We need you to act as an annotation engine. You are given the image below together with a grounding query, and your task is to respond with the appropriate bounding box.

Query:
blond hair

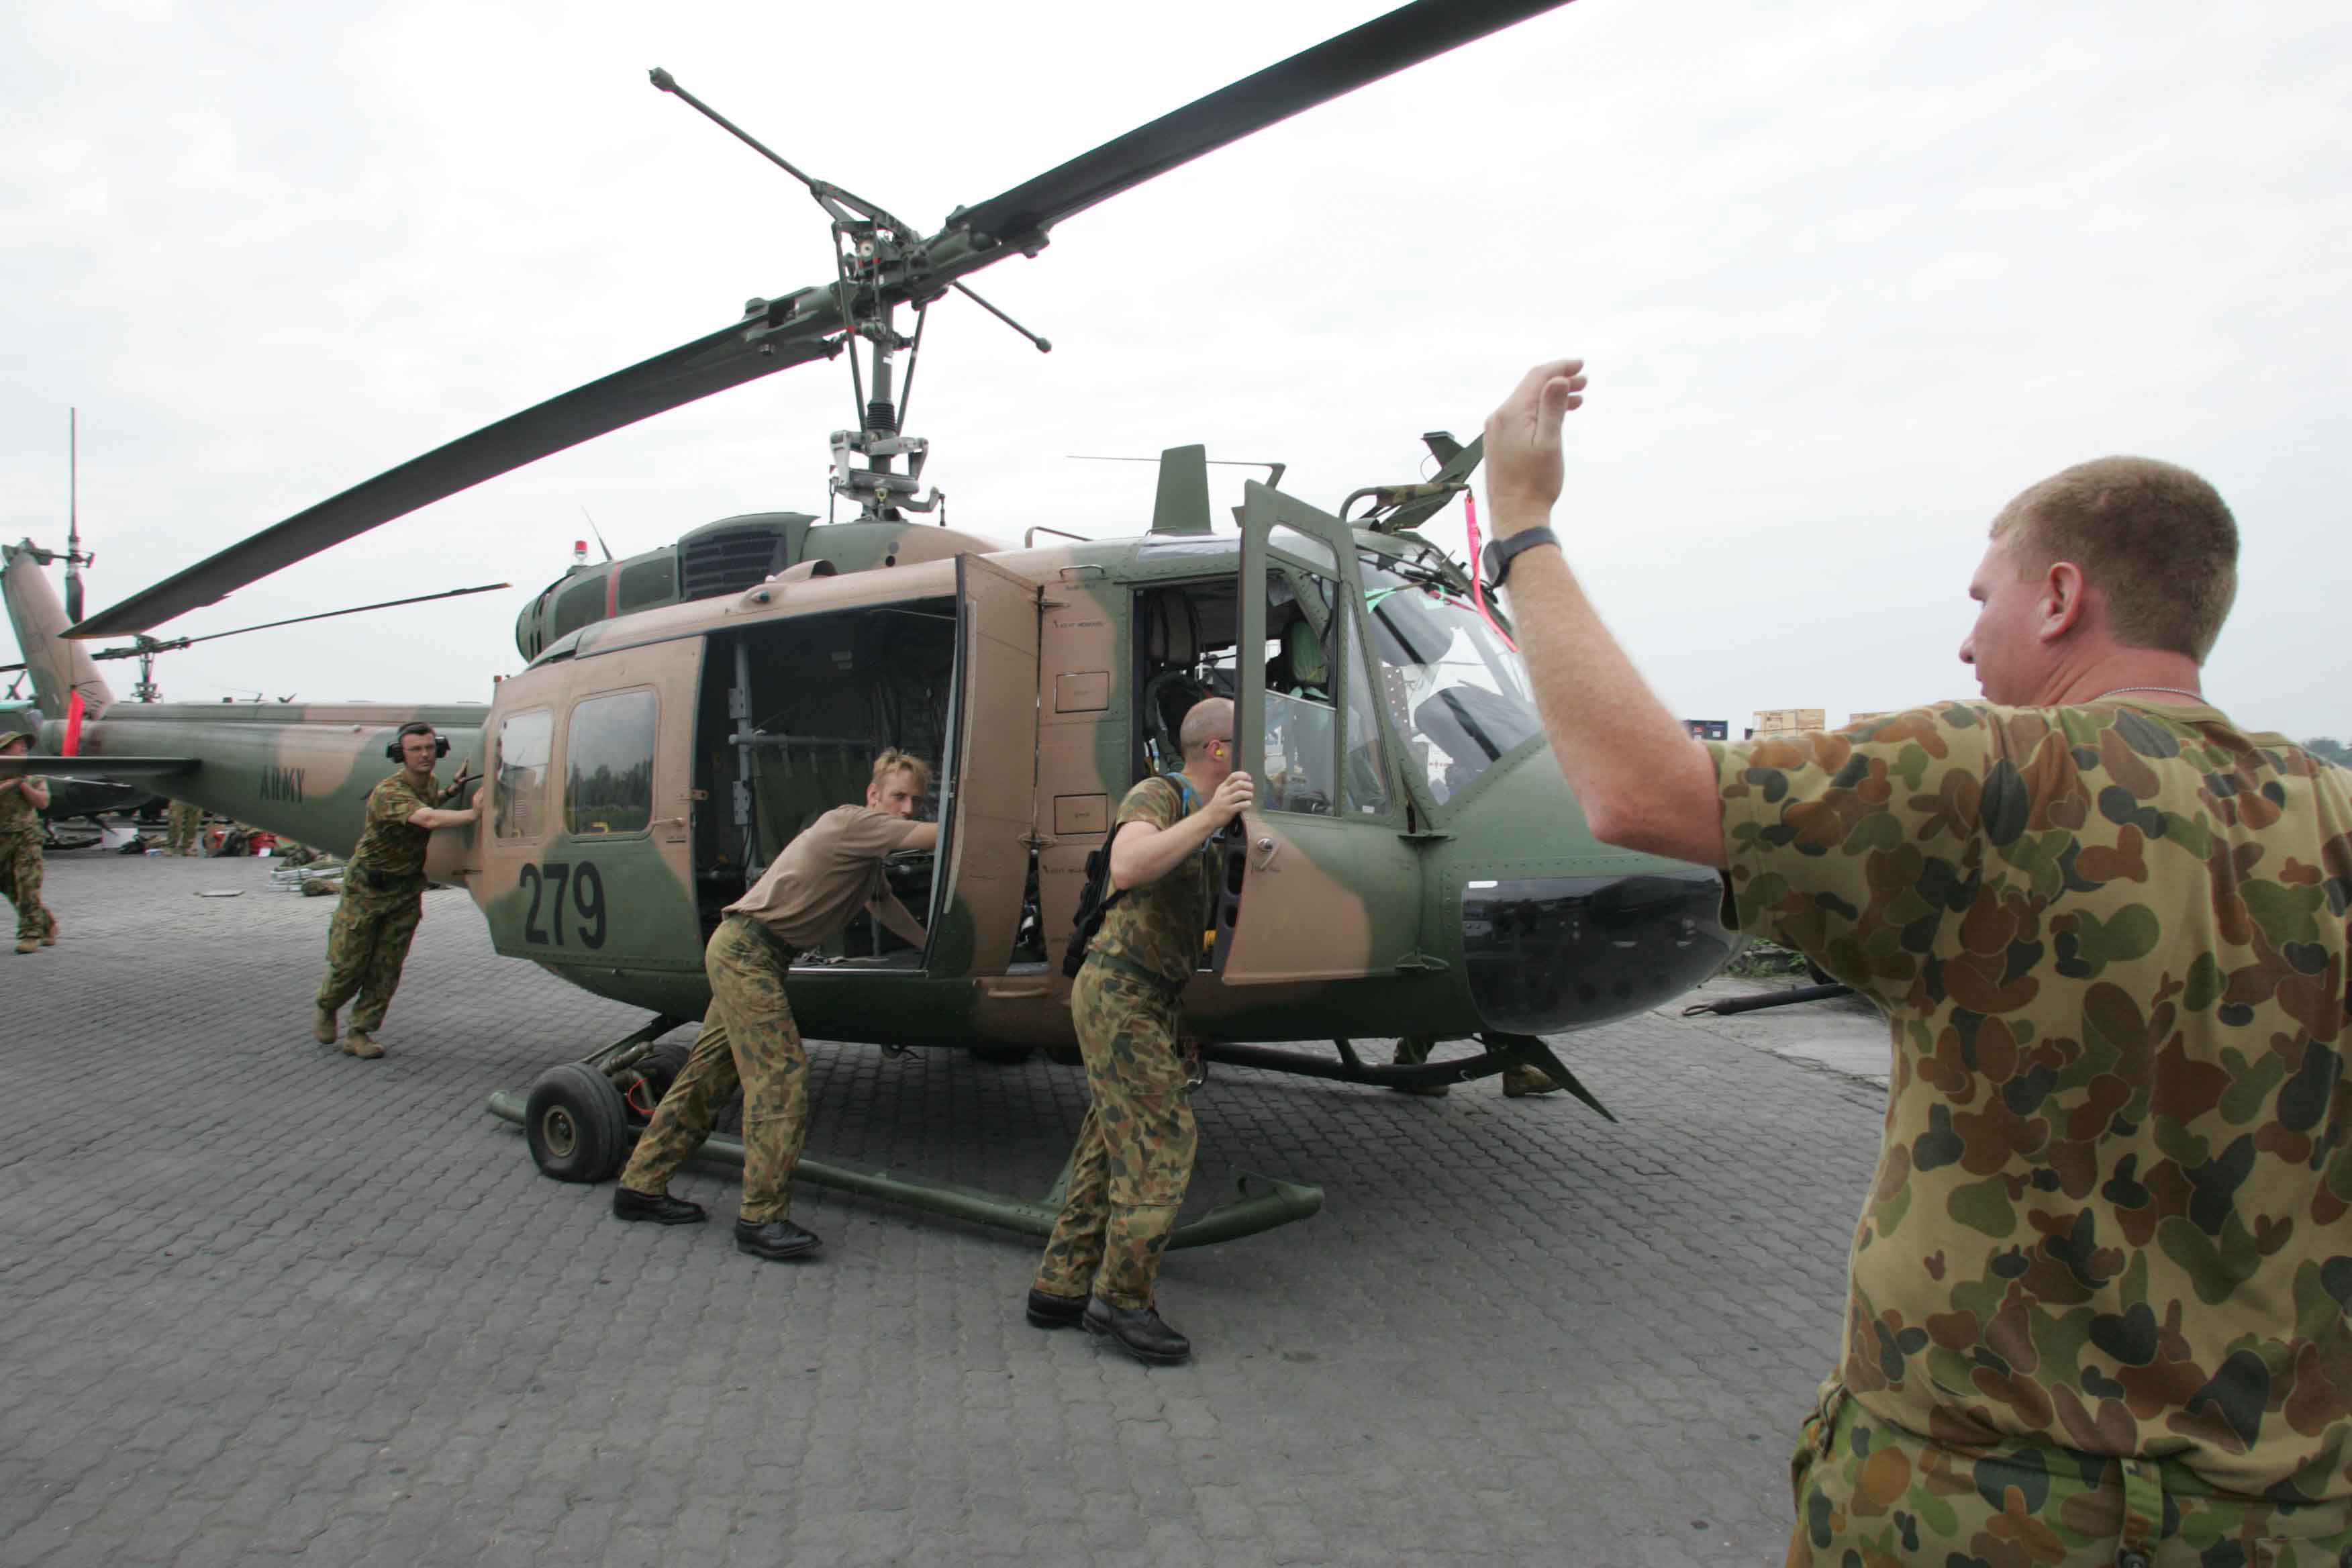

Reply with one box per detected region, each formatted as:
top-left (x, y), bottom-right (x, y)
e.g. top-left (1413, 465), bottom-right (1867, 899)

top-left (871, 748), bottom-right (933, 797)
top-left (1990, 456), bottom-right (2238, 662)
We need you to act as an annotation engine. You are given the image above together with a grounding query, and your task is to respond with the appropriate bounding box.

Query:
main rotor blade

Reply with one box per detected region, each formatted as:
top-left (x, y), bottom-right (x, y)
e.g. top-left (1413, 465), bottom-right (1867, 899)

top-left (85, 582), bottom-right (511, 661)
top-left (71, 311), bottom-right (839, 638)
top-left (948, 0), bottom-right (1573, 246)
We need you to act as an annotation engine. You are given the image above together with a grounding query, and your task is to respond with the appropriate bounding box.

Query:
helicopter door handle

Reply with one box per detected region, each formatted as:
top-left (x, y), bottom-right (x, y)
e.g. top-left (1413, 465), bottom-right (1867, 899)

top-left (1253, 835), bottom-right (1278, 870)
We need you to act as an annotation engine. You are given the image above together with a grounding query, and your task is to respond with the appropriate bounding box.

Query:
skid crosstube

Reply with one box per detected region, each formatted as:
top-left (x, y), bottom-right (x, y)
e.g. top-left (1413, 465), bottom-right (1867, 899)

top-left (484, 1084), bottom-right (1321, 1251)
top-left (1207, 1031), bottom-right (1616, 1122)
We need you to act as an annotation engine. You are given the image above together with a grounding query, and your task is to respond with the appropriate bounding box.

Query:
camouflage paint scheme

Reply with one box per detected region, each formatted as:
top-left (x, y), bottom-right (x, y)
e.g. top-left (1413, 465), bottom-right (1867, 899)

top-left (1710, 703), bottom-right (2352, 1560)
top-left (1034, 959), bottom-right (1199, 1309)
top-left (5, 487), bottom-right (1734, 1065)
top-left (1787, 1381), bottom-right (2352, 1567)
top-left (618, 916), bottom-right (811, 1223)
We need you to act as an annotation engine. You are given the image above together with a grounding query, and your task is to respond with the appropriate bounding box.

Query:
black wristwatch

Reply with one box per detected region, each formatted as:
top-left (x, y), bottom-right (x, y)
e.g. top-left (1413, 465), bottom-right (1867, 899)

top-left (1481, 526), bottom-right (1560, 589)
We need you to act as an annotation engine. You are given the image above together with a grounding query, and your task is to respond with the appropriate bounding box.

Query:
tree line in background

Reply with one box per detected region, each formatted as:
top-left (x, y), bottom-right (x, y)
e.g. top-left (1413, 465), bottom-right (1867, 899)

top-left (2304, 737), bottom-right (2351, 769)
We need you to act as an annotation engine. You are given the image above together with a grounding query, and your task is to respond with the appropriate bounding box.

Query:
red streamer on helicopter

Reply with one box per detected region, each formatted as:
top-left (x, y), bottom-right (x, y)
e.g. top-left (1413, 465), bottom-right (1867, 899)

top-left (1461, 490), bottom-right (1517, 652)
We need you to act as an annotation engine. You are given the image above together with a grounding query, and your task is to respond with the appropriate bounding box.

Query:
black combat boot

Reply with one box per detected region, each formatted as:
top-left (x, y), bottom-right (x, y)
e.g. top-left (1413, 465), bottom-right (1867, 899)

top-left (612, 1187), bottom-right (707, 1225)
top-left (1083, 1297), bottom-right (1191, 1365)
top-left (1025, 1287), bottom-right (1088, 1329)
top-left (734, 1217), bottom-right (822, 1261)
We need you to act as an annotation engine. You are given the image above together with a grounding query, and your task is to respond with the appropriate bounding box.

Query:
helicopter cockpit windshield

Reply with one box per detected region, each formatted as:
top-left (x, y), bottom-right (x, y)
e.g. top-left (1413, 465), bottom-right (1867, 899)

top-left (1360, 560), bottom-right (1542, 807)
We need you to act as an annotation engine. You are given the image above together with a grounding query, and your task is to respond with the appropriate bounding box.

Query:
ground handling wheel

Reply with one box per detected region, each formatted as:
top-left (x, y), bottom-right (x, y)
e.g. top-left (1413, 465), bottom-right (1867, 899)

top-left (524, 1063), bottom-right (632, 1183)
top-left (620, 1040), bottom-right (693, 1124)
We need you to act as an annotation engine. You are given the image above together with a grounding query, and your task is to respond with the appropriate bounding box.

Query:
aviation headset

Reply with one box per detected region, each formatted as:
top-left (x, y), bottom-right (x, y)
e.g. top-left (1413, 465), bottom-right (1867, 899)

top-left (386, 721), bottom-right (450, 763)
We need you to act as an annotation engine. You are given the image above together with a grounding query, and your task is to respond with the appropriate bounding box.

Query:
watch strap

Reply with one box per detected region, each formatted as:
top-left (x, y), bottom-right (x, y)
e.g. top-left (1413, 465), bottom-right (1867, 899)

top-left (1483, 526), bottom-right (1560, 588)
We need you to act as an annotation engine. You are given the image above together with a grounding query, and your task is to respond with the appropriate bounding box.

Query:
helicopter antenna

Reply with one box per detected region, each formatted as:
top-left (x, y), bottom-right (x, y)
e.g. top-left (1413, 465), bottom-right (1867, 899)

top-left (579, 507), bottom-right (614, 561)
top-left (64, 408), bottom-right (93, 624)
top-left (1069, 454), bottom-right (1287, 490)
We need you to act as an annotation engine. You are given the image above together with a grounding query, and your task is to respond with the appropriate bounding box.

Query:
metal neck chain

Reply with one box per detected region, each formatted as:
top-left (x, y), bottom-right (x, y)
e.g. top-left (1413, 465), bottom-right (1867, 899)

top-left (2082, 685), bottom-right (2206, 703)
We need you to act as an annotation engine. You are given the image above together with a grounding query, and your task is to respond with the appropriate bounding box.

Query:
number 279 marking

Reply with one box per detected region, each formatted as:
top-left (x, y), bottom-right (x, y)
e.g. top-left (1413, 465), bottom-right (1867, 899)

top-left (520, 861), bottom-right (606, 949)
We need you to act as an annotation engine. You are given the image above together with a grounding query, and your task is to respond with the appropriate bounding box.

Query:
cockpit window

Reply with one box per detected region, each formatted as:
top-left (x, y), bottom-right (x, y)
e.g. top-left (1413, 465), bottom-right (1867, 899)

top-left (1361, 559), bottom-right (1542, 806)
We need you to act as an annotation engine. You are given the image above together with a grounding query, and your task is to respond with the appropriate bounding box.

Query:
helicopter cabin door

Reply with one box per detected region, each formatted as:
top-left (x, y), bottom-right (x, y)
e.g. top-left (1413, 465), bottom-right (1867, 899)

top-left (1212, 481), bottom-right (1420, 984)
top-left (480, 636), bottom-right (706, 982)
top-left (928, 554), bottom-right (1042, 977)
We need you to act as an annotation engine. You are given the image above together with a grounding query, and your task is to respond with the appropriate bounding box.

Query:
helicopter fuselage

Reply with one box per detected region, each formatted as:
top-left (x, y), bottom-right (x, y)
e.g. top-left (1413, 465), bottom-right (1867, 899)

top-left (30, 493), bottom-right (1734, 1063)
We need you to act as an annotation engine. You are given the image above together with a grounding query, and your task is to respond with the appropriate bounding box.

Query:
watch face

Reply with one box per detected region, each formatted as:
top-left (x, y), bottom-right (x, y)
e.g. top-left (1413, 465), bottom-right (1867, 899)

top-left (1481, 539), bottom-right (1504, 585)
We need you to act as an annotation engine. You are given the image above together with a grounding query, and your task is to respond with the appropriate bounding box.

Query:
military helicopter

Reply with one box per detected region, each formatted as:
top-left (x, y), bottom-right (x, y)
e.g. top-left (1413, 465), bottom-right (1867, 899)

top-left (4, 0), bottom-right (1737, 1246)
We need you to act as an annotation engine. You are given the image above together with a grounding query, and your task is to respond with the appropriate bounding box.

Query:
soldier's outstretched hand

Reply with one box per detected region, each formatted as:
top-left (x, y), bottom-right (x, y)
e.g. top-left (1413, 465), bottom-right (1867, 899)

top-left (1208, 771), bottom-right (1255, 827)
top-left (1482, 358), bottom-right (1587, 529)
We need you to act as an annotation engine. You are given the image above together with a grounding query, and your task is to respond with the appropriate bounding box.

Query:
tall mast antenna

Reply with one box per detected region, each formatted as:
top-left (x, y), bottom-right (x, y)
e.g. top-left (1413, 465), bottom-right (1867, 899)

top-left (66, 409), bottom-right (83, 623)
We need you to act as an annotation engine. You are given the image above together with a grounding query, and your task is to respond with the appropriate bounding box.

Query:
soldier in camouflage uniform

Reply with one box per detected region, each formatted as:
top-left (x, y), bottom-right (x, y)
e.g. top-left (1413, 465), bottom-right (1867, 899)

top-left (165, 798), bottom-right (203, 856)
top-left (614, 751), bottom-right (937, 1263)
top-left (1481, 358), bottom-right (2351, 1564)
top-left (1028, 697), bottom-right (1256, 1366)
top-left (1, 718), bottom-right (60, 953)
top-left (311, 722), bottom-right (481, 1058)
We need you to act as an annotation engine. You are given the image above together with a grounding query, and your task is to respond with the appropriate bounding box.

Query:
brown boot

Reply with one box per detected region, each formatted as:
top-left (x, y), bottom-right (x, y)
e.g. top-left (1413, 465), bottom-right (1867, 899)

top-left (342, 1031), bottom-right (383, 1059)
top-left (1388, 1036), bottom-right (1449, 1096)
top-left (13, 938), bottom-right (35, 955)
top-left (313, 1007), bottom-right (338, 1044)
top-left (1502, 1064), bottom-right (1561, 1097)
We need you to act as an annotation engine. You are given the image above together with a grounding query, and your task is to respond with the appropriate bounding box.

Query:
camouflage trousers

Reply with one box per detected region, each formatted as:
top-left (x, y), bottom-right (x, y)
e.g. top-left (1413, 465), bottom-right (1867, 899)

top-left (1, 830), bottom-right (56, 944)
top-left (166, 799), bottom-right (201, 854)
top-left (1787, 1379), bottom-right (2352, 1567)
top-left (313, 881), bottom-right (424, 1032)
top-left (1033, 957), bottom-right (1198, 1309)
top-left (619, 916), bottom-right (807, 1224)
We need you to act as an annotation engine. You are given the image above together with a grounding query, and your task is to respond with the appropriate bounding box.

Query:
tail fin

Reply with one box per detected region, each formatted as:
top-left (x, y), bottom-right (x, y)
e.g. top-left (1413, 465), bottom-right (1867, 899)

top-left (2, 540), bottom-right (114, 720)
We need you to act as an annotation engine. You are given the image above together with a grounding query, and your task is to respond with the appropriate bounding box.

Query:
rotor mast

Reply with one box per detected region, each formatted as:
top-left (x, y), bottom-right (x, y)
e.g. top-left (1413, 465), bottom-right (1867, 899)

top-left (650, 68), bottom-right (1052, 526)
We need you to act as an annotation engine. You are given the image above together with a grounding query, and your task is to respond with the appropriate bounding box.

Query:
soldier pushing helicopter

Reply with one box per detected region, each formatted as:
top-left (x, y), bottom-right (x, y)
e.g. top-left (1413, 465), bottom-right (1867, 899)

top-left (311, 721), bottom-right (483, 1059)
top-left (611, 750), bottom-right (938, 1263)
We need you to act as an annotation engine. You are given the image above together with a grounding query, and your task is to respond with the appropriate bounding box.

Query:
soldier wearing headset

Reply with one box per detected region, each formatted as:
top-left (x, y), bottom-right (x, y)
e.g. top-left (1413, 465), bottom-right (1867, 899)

top-left (310, 720), bottom-right (481, 1059)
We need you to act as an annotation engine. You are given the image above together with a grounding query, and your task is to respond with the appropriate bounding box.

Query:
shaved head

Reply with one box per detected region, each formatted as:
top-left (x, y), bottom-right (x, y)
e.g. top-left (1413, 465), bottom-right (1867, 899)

top-left (1179, 697), bottom-right (1233, 756)
top-left (1989, 455), bottom-right (2239, 661)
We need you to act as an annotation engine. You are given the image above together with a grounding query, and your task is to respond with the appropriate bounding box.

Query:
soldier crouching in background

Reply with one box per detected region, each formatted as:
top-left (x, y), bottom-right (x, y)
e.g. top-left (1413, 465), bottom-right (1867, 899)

top-left (612, 750), bottom-right (938, 1263)
top-left (1, 713), bottom-right (60, 954)
top-left (311, 721), bottom-right (481, 1059)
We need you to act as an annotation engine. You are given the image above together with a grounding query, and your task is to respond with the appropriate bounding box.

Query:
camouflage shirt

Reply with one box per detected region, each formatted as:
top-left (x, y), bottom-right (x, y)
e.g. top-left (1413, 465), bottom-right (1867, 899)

top-left (1712, 701), bottom-right (2351, 1502)
top-left (0, 777), bottom-right (37, 844)
top-left (1089, 776), bottom-right (1210, 989)
top-left (347, 771), bottom-right (450, 879)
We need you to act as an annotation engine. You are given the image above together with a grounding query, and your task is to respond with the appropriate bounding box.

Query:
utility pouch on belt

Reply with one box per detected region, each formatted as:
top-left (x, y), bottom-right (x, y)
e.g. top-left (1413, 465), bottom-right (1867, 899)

top-left (1061, 775), bottom-right (1199, 980)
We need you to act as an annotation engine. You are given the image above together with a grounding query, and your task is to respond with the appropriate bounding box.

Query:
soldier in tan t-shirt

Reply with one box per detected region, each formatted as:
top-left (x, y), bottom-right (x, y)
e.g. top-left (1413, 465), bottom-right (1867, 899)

top-left (614, 750), bottom-right (936, 1262)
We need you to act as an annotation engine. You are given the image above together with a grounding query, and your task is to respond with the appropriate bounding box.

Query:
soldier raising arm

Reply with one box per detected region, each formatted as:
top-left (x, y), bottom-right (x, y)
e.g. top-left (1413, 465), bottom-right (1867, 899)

top-left (1479, 360), bottom-right (2352, 1565)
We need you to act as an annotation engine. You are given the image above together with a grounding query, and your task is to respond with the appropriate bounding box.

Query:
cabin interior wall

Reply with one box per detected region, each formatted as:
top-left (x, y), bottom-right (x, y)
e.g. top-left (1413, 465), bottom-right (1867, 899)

top-left (693, 605), bottom-right (957, 950)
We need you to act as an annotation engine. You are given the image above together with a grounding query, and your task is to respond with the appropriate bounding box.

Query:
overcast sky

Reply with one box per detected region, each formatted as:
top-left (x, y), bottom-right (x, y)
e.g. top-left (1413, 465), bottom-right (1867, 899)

top-left (5, 0), bottom-right (2347, 738)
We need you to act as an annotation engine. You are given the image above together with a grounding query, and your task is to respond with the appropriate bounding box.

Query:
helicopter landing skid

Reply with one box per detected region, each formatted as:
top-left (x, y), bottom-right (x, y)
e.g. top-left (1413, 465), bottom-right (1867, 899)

top-left (485, 1014), bottom-right (1322, 1250)
top-left (1206, 1032), bottom-right (1616, 1123)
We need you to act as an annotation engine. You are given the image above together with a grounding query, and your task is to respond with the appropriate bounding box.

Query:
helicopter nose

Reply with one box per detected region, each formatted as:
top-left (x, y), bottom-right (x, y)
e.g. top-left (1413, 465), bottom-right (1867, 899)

top-left (1448, 750), bottom-right (1738, 1035)
top-left (1461, 868), bottom-right (1734, 1033)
